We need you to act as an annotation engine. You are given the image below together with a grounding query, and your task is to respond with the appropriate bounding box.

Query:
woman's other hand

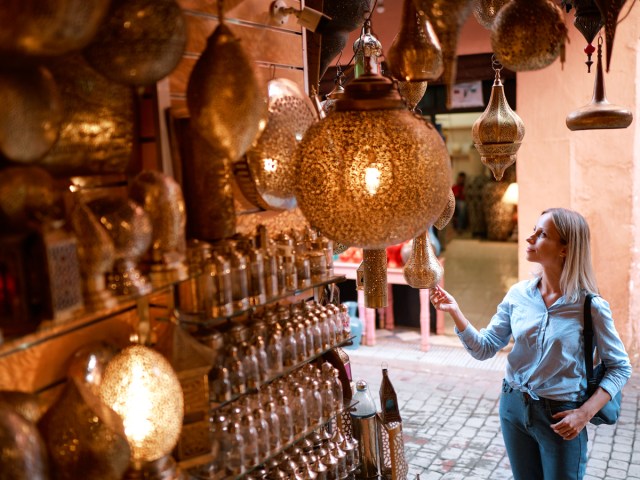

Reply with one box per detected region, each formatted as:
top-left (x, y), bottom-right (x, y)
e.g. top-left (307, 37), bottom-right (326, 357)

top-left (550, 409), bottom-right (589, 441)
top-left (430, 286), bottom-right (459, 313)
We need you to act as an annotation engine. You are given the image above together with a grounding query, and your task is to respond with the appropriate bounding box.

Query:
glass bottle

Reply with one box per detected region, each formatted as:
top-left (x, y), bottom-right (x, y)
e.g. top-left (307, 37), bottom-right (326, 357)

top-left (239, 410), bottom-right (260, 470)
top-left (332, 369), bottom-right (344, 412)
top-left (307, 250), bottom-right (327, 281)
top-left (224, 245), bottom-right (250, 310)
top-left (225, 345), bottom-right (246, 395)
top-left (254, 336), bottom-right (270, 383)
top-left (282, 325), bottom-right (298, 367)
top-left (211, 414), bottom-right (227, 474)
top-left (277, 393), bottom-right (295, 444)
top-left (209, 366), bottom-right (232, 403)
top-left (309, 315), bottom-right (323, 355)
top-left (303, 317), bottom-right (316, 356)
top-left (265, 400), bottom-right (282, 452)
top-left (350, 380), bottom-right (380, 479)
top-left (225, 417), bottom-right (245, 475)
top-left (294, 320), bottom-right (308, 361)
top-left (241, 241), bottom-right (267, 306)
top-left (210, 250), bottom-right (233, 317)
top-left (253, 407), bottom-right (271, 458)
top-left (242, 342), bottom-right (261, 390)
top-left (317, 311), bottom-right (331, 350)
top-left (296, 253), bottom-right (312, 288)
top-left (321, 379), bottom-right (336, 422)
top-left (306, 378), bottom-right (324, 426)
top-left (291, 386), bottom-right (309, 434)
top-left (266, 331), bottom-right (284, 374)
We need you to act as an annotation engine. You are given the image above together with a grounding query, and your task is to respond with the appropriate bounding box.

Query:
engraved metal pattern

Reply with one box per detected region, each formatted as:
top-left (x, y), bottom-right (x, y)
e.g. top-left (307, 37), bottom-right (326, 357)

top-left (388, 423), bottom-right (408, 480)
top-left (412, 0), bottom-right (474, 108)
top-left (0, 0), bottom-right (110, 59)
top-left (472, 68), bottom-right (525, 181)
top-left (573, 0), bottom-right (604, 44)
top-left (491, 0), bottom-right (567, 72)
top-left (473, 0), bottom-right (511, 29)
top-left (98, 345), bottom-right (184, 463)
top-left (433, 190), bottom-right (455, 230)
top-left (84, 0), bottom-right (187, 86)
top-left (45, 231), bottom-right (84, 315)
top-left (0, 166), bottom-right (57, 230)
top-left (378, 414), bottom-right (392, 476)
top-left (388, 0), bottom-right (443, 82)
top-left (39, 54), bottom-right (135, 176)
top-left (0, 66), bottom-right (62, 163)
top-left (187, 23), bottom-right (267, 163)
top-left (402, 230), bottom-right (442, 289)
top-left (397, 80), bottom-right (429, 112)
top-left (363, 249), bottom-right (387, 308)
top-left (243, 79), bottom-right (318, 211)
top-left (39, 378), bottom-right (131, 480)
top-left (594, 0), bottom-right (628, 71)
top-left (0, 405), bottom-right (48, 480)
top-left (296, 109), bottom-right (451, 248)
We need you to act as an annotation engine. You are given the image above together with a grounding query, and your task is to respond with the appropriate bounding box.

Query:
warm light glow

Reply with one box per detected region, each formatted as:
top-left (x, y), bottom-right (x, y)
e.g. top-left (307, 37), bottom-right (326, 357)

top-left (364, 167), bottom-right (382, 195)
top-left (263, 158), bottom-right (278, 173)
top-left (502, 182), bottom-right (519, 205)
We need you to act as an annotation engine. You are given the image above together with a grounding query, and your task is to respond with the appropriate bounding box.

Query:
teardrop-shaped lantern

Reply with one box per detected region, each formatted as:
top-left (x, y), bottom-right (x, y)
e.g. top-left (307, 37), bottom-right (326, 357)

top-left (0, 405), bottom-right (48, 480)
top-left (433, 190), bottom-right (455, 230)
top-left (363, 249), bottom-right (387, 308)
top-left (572, 0), bottom-right (604, 71)
top-left (84, 0), bottom-right (187, 86)
top-left (187, 22), bottom-right (267, 163)
top-left (296, 71), bottom-right (451, 249)
top-left (492, 0), bottom-right (567, 71)
top-left (387, 0), bottom-right (443, 82)
top-left (566, 38), bottom-right (633, 131)
top-left (413, 0), bottom-right (474, 109)
top-left (397, 81), bottom-right (429, 112)
top-left (594, 0), bottom-right (628, 72)
top-left (472, 61), bottom-right (525, 181)
top-left (0, 66), bottom-right (62, 163)
top-left (473, 0), bottom-right (511, 29)
top-left (402, 230), bottom-right (443, 289)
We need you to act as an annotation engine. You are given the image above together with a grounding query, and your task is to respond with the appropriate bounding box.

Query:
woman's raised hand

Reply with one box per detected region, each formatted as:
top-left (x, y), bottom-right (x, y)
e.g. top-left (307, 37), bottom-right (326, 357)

top-left (430, 286), bottom-right (459, 314)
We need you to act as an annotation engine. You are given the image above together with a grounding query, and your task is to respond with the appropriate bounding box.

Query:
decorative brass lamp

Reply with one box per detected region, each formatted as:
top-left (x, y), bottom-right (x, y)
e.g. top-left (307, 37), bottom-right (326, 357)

top-left (566, 37), bottom-right (633, 131)
top-left (295, 59), bottom-right (451, 249)
top-left (472, 59), bottom-right (525, 181)
top-left (472, 0), bottom-right (511, 29)
top-left (397, 81), bottom-right (429, 112)
top-left (98, 345), bottom-right (184, 480)
top-left (571, 0), bottom-right (604, 72)
top-left (0, 404), bottom-right (49, 480)
top-left (363, 249), bottom-right (387, 308)
top-left (491, 0), bottom-right (567, 72)
top-left (412, 0), bottom-right (474, 109)
top-left (387, 0), bottom-right (443, 82)
top-left (433, 190), bottom-right (455, 230)
top-left (594, 0), bottom-right (629, 72)
top-left (129, 170), bottom-right (188, 286)
top-left (402, 230), bottom-right (442, 289)
top-left (0, 166), bottom-right (58, 230)
top-left (353, 20), bottom-right (383, 77)
top-left (84, 0), bottom-right (187, 86)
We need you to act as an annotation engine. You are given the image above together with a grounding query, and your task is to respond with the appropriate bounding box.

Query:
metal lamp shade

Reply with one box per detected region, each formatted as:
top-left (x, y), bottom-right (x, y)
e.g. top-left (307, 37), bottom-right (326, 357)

top-left (473, 0), bottom-right (511, 29)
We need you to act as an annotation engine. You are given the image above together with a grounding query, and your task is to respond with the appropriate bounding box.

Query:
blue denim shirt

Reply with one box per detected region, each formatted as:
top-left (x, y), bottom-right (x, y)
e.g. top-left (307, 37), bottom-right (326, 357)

top-left (456, 278), bottom-right (632, 401)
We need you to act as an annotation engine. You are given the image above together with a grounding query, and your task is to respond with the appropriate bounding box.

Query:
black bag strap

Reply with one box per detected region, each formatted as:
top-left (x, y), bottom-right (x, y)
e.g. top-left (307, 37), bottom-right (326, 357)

top-left (583, 293), bottom-right (595, 383)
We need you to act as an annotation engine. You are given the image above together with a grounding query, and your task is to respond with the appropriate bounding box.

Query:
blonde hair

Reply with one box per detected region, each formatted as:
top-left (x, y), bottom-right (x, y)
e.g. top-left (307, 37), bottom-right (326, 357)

top-left (542, 208), bottom-right (599, 303)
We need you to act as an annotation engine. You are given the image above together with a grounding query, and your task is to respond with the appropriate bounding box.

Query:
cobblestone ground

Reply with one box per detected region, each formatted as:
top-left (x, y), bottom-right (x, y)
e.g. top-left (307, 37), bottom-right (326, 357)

top-left (347, 340), bottom-right (640, 480)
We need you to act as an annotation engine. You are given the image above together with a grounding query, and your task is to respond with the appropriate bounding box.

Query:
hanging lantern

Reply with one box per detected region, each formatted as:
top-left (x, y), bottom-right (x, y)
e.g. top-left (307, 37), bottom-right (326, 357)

top-left (363, 249), bottom-right (387, 308)
top-left (566, 38), bottom-right (633, 131)
top-left (572, 0), bottom-right (604, 72)
top-left (296, 71), bottom-right (451, 249)
top-left (594, 0), bottom-right (629, 72)
top-left (492, 0), bottom-right (567, 71)
top-left (353, 20), bottom-right (383, 78)
top-left (473, 0), bottom-right (511, 29)
top-left (472, 60), bottom-right (525, 181)
top-left (322, 73), bottom-right (347, 116)
top-left (433, 190), bottom-right (455, 230)
top-left (412, 0), bottom-right (475, 109)
top-left (397, 80), bottom-right (429, 112)
top-left (402, 230), bottom-right (442, 289)
top-left (187, 22), bottom-right (267, 163)
top-left (387, 0), bottom-right (443, 82)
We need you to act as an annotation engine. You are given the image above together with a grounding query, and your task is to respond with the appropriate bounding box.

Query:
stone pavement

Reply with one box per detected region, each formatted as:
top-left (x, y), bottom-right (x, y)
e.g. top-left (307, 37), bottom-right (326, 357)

top-left (345, 331), bottom-right (640, 480)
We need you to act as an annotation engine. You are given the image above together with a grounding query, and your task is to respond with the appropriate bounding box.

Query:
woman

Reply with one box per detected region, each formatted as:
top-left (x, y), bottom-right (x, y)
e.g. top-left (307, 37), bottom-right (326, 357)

top-left (430, 208), bottom-right (631, 480)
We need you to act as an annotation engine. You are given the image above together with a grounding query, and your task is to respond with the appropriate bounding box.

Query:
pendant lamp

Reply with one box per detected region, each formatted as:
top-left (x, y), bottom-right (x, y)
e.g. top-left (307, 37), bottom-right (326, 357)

top-left (363, 249), bottom-right (387, 308)
top-left (472, 59), bottom-right (525, 181)
top-left (473, 0), bottom-right (511, 29)
top-left (387, 0), bottom-right (443, 82)
top-left (572, 0), bottom-right (604, 71)
top-left (295, 67), bottom-right (451, 249)
top-left (402, 230), bottom-right (442, 289)
top-left (594, 0), bottom-right (629, 72)
top-left (412, 0), bottom-right (474, 109)
top-left (491, 0), bottom-right (567, 71)
top-left (566, 38), bottom-right (633, 131)
top-left (433, 190), bottom-right (455, 230)
top-left (397, 81), bottom-right (429, 112)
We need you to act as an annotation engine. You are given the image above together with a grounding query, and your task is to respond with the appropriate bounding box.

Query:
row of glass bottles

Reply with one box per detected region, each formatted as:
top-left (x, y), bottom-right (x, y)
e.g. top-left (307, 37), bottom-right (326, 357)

top-left (177, 226), bottom-right (335, 320)
top-left (201, 361), bottom-right (352, 478)
top-left (206, 300), bottom-right (352, 401)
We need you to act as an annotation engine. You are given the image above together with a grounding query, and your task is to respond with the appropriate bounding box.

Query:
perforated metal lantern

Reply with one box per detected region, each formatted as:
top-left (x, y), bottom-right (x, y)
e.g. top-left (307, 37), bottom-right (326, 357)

top-left (433, 190), bottom-right (455, 230)
top-left (295, 72), bottom-right (451, 249)
top-left (402, 230), bottom-right (442, 289)
top-left (594, 0), bottom-right (629, 72)
top-left (473, 0), bottom-right (511, 29)
top-left (397, 81), bottom-right (429, 112)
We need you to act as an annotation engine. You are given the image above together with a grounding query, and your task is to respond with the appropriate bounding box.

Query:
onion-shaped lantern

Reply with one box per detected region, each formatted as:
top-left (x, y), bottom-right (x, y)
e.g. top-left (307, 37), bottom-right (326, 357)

top-left (295, 71), bottom-right (451, 249)
top-left (472, 60), bottom-right (525, 181)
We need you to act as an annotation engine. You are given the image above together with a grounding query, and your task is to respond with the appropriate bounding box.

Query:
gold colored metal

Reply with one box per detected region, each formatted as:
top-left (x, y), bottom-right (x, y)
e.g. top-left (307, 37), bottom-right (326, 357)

top-left (402, 230), bottom-right (442, 289)
top-left (68, 342), bottom-right (118, 397)
top-left (39, 377), bottom-right (131, 480)
top-left (566, 39), bottom-right (633, 131)
top-left (388, 0), bottom-right (443, 82)
top-left (87, 197), bottom-right (152, 296)
top-left (98, 345), bottom-right (184, 464)
top-left (187, 23), bottom-right (267, 163)
top-left (84, 0), bottom-right (187, 86)
top-left (472, 64), bottom-right (525, 181)
top-left (0, 405), bottom-right (48, 480)
top-left (412, 0), bottom-right (474, 109)
top-left (397, 81), bottom-right (429, 112)
top-left (129, 170), bottom-right (188, 284)
top-left (296, 72), bottom-right (451, 249)
top-left (0, 0), bottom-right (110, 59)
top-left (594, 0), bottom-right (628, 72)
top-left (0, 166), bottom-right (57, 230)
top-left (473, 0), bottom-right (511, 29)
top-left (0, 391), bottom-right (46, 423)
top-left (322, 81), bottom-right (346, 116)
top-left (433, 190), bottom-right (455, 230)
top-left (70, 203), bottom-right (117, 310)
top-left (491, 0), bottom-right (567, 72)
top-left (0, 66), bottom-right (61, 163)
top-left (241, 78), bottom-right (318, 211)
top-left (39, 54), bottom-right (135, 176)
top-left (363, 249), bottom-right (387, 308)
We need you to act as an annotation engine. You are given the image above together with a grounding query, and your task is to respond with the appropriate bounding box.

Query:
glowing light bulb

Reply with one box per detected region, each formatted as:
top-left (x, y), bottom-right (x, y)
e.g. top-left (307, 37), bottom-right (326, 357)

top-left (364, 167), bottom-right (382, 195)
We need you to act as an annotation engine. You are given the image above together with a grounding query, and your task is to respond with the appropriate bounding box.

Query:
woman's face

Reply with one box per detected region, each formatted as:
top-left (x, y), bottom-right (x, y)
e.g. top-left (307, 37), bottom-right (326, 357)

top-left (525, 213), bottom-right (567, 268)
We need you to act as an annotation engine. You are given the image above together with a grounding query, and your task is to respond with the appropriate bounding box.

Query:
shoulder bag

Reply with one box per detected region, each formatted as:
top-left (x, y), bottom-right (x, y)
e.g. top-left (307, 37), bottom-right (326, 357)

top-left (583, 293), bottom-right (622, 426)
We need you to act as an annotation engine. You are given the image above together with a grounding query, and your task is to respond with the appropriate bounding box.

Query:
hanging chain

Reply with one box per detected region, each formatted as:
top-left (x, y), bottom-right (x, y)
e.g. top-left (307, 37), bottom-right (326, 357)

top-left (217, 0), bottom-right (225, 23)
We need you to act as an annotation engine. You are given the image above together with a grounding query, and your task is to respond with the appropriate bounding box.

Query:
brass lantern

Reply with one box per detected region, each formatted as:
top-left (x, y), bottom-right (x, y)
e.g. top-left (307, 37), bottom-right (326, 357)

top-left (472, 61), bottom-right (525, 181)
top-left (433, 190), bottom-right (456, 230)
top-left (402, 230), bottom-right (442, 289)
top-left (295, 71), bottom-right (451, 249)
top-left (473, 0), bottom-right (511, 29)
top-left (363, 249), bottom-right (388, 308)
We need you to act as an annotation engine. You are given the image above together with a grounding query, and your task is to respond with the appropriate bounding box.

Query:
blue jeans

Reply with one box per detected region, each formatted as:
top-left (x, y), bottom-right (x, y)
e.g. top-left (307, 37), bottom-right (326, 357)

top-left (499, 380), bottom-right (588, 480)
